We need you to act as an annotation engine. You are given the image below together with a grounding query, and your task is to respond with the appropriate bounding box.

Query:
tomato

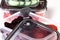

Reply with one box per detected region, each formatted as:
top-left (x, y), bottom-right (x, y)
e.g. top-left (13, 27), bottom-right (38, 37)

top-left (48, 24), bottom-right (58, 30)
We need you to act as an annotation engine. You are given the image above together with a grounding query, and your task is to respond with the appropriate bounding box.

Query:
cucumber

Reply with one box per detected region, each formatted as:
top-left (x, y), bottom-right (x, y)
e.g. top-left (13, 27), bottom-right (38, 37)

top-left (31, 0), bottom-right (39, 5)
top-left (25, 2), bottom-right (31, 6)
top-left (8, 0), bottom-right (39, 6)
top-left (37, 0), bottom-right (39, 2)
top-left (19, 1), bottom-right (24, 6)
top-left (8, 1), bottom-right (19, 6)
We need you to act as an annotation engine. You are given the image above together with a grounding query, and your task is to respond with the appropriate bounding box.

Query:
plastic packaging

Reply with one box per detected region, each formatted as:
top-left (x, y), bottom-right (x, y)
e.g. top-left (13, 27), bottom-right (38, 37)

top-left (1, 0), bottom-right (47, 12)
top-left (0, 12), bottom-right (59, 40)
top-left (2, 11), bottom-right (59, 30)
top-left (5, 0), bottom-right (39, 6)
top-left (5, 18), bottom-right (58, 40)
top-left (29, 12), bottom-right (58, 30)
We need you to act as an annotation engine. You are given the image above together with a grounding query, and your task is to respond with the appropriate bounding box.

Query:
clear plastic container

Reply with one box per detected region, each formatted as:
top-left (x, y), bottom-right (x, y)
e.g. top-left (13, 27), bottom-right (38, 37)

top-left (0, 11), bottom-right (59, 40)
top-left (30, 12), bottom-right (59, 30)
top-left (6, 19), bottom-right (58, 40)
top-left (1, 0), bottom-right (47, 12)
top-left (5, 0), bottom-right (40, 6)
top-left (1, 11), bottom-right (59, 30)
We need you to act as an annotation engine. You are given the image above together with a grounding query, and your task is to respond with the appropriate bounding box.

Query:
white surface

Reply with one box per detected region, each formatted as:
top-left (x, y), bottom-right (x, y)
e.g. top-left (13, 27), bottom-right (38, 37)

top-left (45, 0), bottom-right (60, 32)
top-left (0, 9), bottom-right (5, 29)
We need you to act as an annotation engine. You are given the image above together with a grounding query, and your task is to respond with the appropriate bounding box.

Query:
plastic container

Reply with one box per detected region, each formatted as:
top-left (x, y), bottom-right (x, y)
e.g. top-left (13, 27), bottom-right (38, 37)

top-left (30, 12), bottom-right (58, 30)
top-left (5, 18), bottom-right (58, 40)
top-left (5, 0), bottom-right (39, 6)
top-left (0, 11), bottom-right (59, 40)
top-left (1, 0), bottom-right (47, 12)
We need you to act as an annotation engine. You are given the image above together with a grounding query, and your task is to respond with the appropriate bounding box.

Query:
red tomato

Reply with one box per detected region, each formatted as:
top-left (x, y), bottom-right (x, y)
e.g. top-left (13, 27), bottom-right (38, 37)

top-left (48, 24), bottom-right (58, 30)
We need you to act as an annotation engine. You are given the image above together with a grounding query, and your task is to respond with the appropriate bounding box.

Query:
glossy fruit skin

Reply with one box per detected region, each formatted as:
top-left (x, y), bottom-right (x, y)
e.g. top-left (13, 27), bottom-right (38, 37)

top-left (48, 24), bottom-right (58, 31)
